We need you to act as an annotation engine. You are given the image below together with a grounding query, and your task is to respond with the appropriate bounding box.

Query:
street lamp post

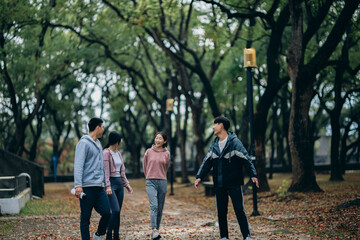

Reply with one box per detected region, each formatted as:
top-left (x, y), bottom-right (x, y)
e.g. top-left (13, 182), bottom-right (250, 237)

top-left (166, 98), bottom-right (175, 195)
top-left (244, 48), bottom-right (260, 216)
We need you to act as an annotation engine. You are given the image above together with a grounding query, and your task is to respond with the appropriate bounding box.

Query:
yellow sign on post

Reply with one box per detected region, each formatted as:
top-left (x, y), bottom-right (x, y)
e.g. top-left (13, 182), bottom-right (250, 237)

top-left (244, 48), bottom-right (257, 68)
top-left (166, 98), bottom-right (174, 112)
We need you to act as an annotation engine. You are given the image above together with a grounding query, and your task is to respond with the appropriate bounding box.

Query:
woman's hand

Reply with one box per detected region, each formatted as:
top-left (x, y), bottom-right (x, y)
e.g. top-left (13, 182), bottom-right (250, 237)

top-left (106, 187), bottom-right (112, 195)
top-left (126, 185), bottom-right (133, 194)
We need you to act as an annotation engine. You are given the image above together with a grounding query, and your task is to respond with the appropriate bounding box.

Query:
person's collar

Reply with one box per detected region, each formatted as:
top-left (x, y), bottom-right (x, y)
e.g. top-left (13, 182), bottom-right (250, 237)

top-left (151, 145), bottom-right (167, 152)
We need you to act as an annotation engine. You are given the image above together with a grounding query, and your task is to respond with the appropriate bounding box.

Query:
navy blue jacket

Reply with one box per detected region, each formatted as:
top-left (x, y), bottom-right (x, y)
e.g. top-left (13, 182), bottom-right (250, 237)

top-left (196, 132), bottom-right (257, 187)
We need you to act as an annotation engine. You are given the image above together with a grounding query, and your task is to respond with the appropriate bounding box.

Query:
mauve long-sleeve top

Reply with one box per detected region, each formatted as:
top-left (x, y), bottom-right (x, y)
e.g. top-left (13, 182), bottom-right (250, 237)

top-left (143, 146), bottom-right (170, 180)
top-left (103, 148), bottom-right (130, 188)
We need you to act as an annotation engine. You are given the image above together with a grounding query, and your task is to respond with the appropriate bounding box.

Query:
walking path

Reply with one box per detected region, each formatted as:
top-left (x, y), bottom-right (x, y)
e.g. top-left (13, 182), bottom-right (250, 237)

top-left (0, 183), bottom-right (311, 239)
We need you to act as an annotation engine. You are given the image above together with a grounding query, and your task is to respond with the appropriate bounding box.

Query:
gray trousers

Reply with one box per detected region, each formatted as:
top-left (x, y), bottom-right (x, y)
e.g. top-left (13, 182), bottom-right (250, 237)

top-left (146, 179), bottom-right (167, 230)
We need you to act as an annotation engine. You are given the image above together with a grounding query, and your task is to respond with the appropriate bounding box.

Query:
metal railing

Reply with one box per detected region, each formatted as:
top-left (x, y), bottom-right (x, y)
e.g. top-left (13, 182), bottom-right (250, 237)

top-left (0, 173), bottom-right (32, 198)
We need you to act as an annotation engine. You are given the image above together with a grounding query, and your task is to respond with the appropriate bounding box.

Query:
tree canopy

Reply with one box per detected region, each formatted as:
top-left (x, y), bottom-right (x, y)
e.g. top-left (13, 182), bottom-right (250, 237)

top-left (1, 0), bottom-right (359, 192)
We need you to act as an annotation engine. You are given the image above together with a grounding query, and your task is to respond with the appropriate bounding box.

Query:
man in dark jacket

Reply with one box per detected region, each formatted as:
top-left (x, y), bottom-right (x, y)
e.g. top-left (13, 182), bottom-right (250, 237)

top-left (195, 116), bottom-right (259, 240)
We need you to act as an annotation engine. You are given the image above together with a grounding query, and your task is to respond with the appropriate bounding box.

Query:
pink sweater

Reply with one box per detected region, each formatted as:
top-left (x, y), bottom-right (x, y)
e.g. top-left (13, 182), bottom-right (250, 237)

top-left (143, 146), bottom-right (170, 180)
top-left (103, 149), bottom-right (130, 188)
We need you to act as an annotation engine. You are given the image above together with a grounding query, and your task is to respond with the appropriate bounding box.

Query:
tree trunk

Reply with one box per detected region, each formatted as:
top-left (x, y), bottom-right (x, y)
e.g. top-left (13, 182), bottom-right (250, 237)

top-left (7, 121), bottom-right (25, 156)
top-left (329, 38), bottom-right (348, 181)
top-left (192, 103), bottom-right (206, 175)
top-left (250, 5), bottom-right (290, 191)
top-left (288, 82), bottom-right (322, 192)
top-left (179, 129), bottom-right (189, 183)
top-left (253, 111), bottom-right (270, 191)
top-left (177, 102), bottom-right (190, 184)
top-left (330, 116), bottom-right (343, 180)
top-left (269, 117), bottom-right (275, 180)
top-left (253, 63), bottom-right (286, 192)
top-left (281, 86), bottom-right (292, 171)
top-left (328, 65), bottom-right (344, 180)
top-left (340, 122), bottom-right (359, 174)
top-left (270, 102), bottom-right (280, 179)
top-left (287, 0), bottom-right (322, 192)
top-left (130, 144), bottom-right (141, 178)
top-left (274, 98), bottom-right (286, 171)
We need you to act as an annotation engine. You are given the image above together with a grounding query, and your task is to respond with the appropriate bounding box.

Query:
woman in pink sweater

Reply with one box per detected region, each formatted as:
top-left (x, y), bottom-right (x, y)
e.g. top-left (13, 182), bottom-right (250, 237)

top-left (143, 132), bottom-right (170, 240)
top-left (103, 131), bottom-right (133, 240)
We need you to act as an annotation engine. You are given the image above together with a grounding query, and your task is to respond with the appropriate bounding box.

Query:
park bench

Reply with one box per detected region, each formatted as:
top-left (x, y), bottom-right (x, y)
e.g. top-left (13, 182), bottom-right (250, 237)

top-left (202, 181), bottom-right (215, 196)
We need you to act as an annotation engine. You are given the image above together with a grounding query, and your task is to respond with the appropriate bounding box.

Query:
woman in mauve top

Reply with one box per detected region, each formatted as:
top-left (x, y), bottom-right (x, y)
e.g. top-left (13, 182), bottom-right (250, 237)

top-left (103, 131), bottom-right (133, 240)
top-left (143, 132), bottom-right (170, 240)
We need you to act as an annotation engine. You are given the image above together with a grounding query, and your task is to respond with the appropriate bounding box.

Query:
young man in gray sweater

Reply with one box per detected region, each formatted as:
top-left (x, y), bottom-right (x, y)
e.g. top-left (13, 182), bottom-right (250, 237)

top-left (74, 117), bottom-right (111, 240)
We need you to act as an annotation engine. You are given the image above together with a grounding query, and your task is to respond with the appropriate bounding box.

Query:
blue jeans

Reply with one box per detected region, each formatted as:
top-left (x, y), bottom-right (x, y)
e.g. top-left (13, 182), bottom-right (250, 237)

top-left (146, 179), bottom-right (167, 230)
top-left (215, 185), bottom-right (250, 239)
top-left (106, 177), bottom-right (124, 240)
top-left (80, 187), bottom-right (111, 240)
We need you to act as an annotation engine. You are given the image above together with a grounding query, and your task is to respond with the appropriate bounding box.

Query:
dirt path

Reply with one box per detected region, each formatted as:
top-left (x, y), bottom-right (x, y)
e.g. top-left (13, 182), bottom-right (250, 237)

top-left (0, 183), bottom-right (311, 239)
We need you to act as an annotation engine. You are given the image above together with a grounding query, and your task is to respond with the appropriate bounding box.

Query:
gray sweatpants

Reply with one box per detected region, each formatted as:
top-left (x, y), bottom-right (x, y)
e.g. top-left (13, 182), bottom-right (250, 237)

top-left (146, 179), bottom-right (167, 230)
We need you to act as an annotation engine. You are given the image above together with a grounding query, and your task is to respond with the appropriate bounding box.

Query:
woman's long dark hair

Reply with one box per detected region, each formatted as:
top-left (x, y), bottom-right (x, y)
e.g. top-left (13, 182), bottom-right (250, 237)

top-left (104, 131), bottom-right (122, 149)
top-left (154, 131), bottom-right (168, 148)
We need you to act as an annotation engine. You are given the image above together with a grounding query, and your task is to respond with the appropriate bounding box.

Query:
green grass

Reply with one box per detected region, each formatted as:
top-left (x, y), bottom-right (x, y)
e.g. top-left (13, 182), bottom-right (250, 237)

top-left (19, 197), bottom-right (79, 216)
top-left (16, 183), bottom-right (79, 216)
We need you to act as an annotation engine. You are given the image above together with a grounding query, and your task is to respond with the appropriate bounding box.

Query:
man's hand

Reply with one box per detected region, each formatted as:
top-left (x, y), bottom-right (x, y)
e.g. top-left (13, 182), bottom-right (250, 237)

top-left (75, 187), bottom-right (83, 198)
top-left (251, 177), bottom-right (259, 188)
top-left (106, 187), bottom-right (112, 195)
top-left (194, 178), bottom-right (201, 189)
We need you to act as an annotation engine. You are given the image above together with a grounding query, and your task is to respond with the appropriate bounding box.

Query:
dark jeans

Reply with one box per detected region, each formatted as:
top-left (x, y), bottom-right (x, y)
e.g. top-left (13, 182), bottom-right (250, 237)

top-left (106, 177), bottom-right (124, 240)
top-left (215, 185), bottom-right (250, 239)
top-left (80, 187), bottom-right (111, 240)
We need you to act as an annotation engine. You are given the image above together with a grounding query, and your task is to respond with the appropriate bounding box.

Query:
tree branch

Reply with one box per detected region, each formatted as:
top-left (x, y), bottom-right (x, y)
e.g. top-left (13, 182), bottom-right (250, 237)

top-left (303, 0), bottom-right (334, 48)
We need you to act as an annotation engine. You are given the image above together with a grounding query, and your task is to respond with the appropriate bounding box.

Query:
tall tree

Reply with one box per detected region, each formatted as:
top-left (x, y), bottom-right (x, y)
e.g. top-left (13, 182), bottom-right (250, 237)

top-left (318, 30), bottom-right (360, 180)
top-left (201, 0), bottom-right (291, 191)
top-left (339, 106), bottom-right (360, 172)
top-left (287, 0), bottom-right (360, 191)
top-left (0, 1), bottom-right (79, 158)
top-left (100, 0), bottom-right (246, 171)
top-left (44, 76), bottom-right (82, 174)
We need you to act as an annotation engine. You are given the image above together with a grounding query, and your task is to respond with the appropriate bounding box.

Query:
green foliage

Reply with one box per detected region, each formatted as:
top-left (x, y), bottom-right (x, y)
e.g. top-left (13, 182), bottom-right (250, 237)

top-left (1, 0), bottom-right (359, 180)
top-left (277, 180), bottom-right (289, 197)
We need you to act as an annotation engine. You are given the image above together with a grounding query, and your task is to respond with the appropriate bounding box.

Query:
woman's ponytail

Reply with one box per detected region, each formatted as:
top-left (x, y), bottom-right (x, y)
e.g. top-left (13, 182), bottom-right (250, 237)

top-left (104, 131), bottom-right (122, 149)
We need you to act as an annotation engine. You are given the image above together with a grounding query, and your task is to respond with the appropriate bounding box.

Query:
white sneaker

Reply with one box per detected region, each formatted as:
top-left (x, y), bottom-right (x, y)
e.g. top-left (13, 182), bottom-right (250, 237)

top-left (93, 232), bottom-right (104, 240)
top-left (220, 238), bottom-right (228, 240)
top-left (245, 236), bottom-right (251, 240)
top-left (152, 229), bottom-right (161, 239)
